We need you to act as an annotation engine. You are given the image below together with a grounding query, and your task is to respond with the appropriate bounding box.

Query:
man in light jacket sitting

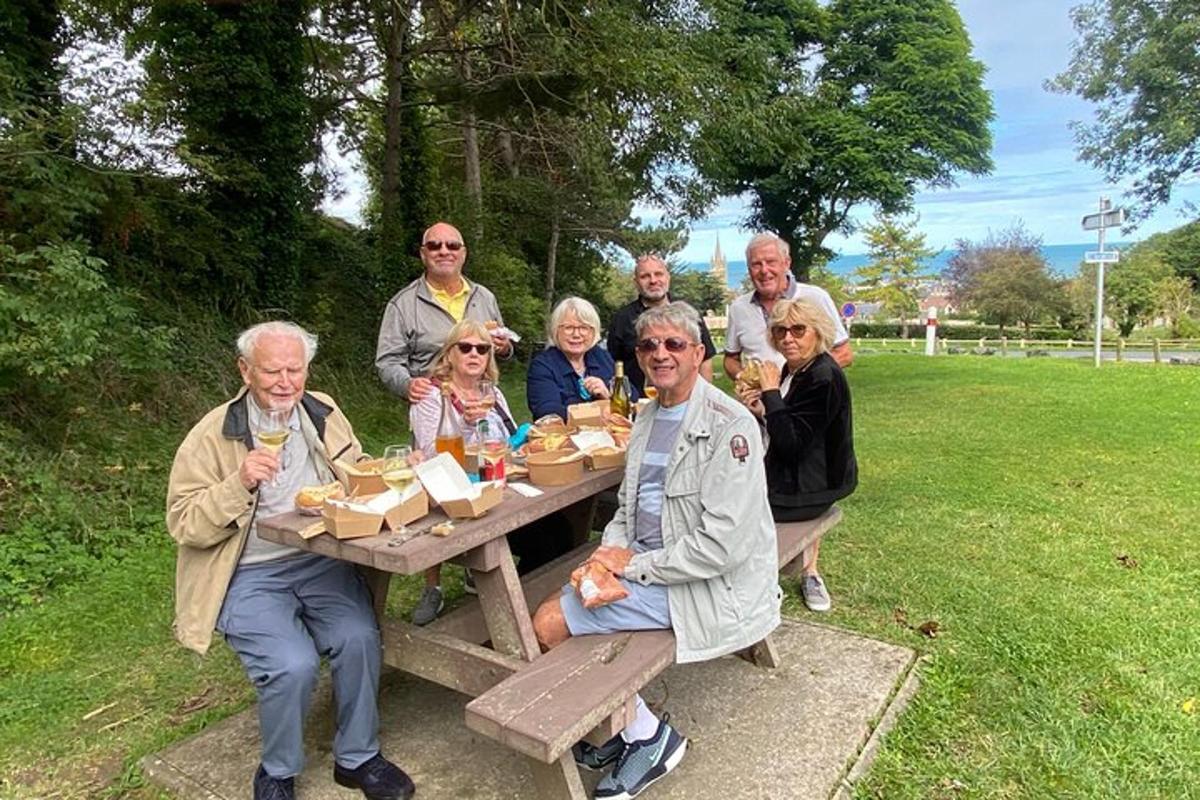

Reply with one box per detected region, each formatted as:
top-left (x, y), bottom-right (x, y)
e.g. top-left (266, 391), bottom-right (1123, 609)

top-left (167, 321), bottom-right (413, 800)
top-left (533, 302), bottom-right (781, 800)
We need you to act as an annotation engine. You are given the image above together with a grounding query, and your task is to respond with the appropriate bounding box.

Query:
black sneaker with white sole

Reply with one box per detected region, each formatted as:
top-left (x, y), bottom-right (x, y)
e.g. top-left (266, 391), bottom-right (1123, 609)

top-left (593, 716), bottom-right (687, 800)
top-left (572, 734), bottom-right (624, 770)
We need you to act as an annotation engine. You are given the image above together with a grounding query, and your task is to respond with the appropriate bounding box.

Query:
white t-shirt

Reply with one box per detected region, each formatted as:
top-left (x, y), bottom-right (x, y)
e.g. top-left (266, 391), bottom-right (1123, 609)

top-left (725, 278), bottom-right (848, 366)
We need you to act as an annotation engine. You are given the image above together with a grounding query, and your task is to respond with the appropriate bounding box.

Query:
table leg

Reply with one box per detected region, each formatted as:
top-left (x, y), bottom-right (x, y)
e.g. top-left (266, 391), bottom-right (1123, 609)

top-left (560, 495), bottom-right (599, 548)
top-left (528, 753), bottom-right (588, 800)
top-left (472, 539), bottom-right (541, 662)
top-left (359, 566), bottom-right (391, 624)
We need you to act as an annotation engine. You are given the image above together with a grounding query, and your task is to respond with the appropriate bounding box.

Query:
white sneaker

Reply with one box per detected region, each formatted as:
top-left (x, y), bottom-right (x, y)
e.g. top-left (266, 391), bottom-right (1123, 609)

top-left (801, 574), bottom-right (832, 612)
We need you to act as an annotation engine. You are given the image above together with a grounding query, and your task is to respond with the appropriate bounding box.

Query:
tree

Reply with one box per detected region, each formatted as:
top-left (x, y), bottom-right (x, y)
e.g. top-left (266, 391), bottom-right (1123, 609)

top-left (136, 0), bottom-right (316, 313)
top-left (1157, 275), bottom-right (1196, 337)
top-left (946, 227), bottom-right (1059, 335)
top-left (695, 0), bottom-right (993, 278)
top-left (1103, 248), bottom-right (1172, 336)
top-left (853, 214), bottom-right (932, 337)
top-left (1051, 1), bottom-right (1200, 222)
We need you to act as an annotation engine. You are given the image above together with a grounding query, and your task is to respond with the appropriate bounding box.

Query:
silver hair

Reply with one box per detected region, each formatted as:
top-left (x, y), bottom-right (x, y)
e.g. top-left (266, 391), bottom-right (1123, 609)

top-left (745, 232), bottom-right (790, 262)
top-left (547, 296), bottom-right (602, 349)
top-left (635, 301), bottom-right (702, 344)
top-left (237, 321), bottom-right (319, 365)
top-left (634, 253), bottom-right (668, 273)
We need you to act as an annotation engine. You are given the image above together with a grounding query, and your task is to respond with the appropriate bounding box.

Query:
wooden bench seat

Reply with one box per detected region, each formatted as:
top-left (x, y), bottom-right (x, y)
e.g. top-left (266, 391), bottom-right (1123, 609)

top-left (465, 630), bottom-right (676, 763)
top-left (461, 506), bottom-right (844, 765)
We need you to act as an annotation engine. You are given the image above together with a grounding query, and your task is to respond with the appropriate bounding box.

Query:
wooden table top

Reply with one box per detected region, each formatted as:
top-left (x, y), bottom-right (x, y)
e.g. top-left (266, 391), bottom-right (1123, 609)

top-left (257, 468), bottom-right (623, 575)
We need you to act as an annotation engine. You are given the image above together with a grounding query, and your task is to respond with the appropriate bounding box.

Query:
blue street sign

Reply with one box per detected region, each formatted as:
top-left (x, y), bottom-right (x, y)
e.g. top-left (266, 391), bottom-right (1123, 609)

top-left (841, 302), bottom-right (857, 318)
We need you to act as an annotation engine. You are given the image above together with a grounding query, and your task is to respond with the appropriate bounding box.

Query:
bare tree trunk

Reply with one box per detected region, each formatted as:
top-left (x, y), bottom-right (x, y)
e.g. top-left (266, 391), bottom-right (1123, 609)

top-left (458, 52), bottom-right (484, 242)
top-left (498, 129), bottom-right (518, 178)
top-left (379, 3), bottom-right (414, 257)
top-left (545, 211), bottom-right (560, 314)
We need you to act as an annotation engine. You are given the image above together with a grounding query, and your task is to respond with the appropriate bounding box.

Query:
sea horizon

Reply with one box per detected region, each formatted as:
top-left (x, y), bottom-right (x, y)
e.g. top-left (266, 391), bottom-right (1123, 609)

top-left (687, 241), bottom-right (1130, 290)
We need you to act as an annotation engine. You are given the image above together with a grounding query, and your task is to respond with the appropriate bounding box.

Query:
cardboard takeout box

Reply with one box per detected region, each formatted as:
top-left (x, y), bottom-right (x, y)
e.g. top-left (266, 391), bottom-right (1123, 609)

top-left (321, 484), bottom-right (429, 539)
top-left (414, 453), bottom-right (505, 519)
top-left (336, 457), bottom-right (389, 496)
top-left (567, 400), bottom-right (608, 427)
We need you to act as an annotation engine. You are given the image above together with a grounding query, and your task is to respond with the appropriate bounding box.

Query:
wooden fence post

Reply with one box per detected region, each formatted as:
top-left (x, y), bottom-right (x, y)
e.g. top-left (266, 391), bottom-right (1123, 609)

top-left (1116, 338), bottom-right (1125, 361)
top-left (1153, 339), bottom-right (1162, 364)
top-left (1001, 336), bottom-right (1008, 355)
top-left (1067, 339), bottom-right (1073, 350)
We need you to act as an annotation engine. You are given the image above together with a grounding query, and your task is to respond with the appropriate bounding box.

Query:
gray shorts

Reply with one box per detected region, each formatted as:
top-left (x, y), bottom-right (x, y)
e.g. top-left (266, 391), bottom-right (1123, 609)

top-left (559, 579), bottom-right (671, 636)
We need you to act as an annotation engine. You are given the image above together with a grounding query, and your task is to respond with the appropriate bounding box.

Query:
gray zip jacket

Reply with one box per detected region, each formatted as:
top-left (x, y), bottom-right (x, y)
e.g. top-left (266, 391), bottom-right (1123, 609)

top-left (375, 277), bottom-right (505, 398)
top-left (605, 378), bottom-right (782, 663)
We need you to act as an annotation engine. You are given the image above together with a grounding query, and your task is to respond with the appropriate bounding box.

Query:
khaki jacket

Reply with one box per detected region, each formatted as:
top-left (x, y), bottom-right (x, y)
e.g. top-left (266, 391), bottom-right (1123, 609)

top-left (604, 379), bottom-right (782, 663)
top-left (165, 390), bottom-right (362, 654)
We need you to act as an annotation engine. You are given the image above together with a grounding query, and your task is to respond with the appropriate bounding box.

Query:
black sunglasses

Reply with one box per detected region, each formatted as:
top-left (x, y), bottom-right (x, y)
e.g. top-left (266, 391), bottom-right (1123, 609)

top-left (636, 336), bottom-right (694, 354)
top-left (771, 324), bottom-right (809, 340)
top-left (423, 240), bottom-right (464, 252)
top-left (454, 342), bottom-right (492, 355)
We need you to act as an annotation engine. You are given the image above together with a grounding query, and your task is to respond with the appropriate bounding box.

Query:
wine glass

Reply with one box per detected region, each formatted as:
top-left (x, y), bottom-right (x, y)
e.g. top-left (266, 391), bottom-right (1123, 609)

top-left (382, 445), bottom-right (415, 494)
top-left (256, 407), bottom-right (291, 487)
top-left (476, 380), bottom-right (496, 414)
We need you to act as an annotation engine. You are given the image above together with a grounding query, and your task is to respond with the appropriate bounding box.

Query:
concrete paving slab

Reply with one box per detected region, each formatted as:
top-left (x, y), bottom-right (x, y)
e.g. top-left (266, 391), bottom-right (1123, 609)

top-left (143, 619), bottom-right (916, 800)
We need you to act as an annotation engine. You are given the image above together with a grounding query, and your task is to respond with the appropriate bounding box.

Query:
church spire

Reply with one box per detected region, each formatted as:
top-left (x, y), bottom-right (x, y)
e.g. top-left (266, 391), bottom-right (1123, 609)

top-left (709, 234), bottom-right (728, 289)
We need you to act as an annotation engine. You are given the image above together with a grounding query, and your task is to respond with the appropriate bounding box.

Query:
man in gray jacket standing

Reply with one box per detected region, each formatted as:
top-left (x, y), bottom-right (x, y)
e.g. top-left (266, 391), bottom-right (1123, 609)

top-left (533, 301), bottom-right (781, 800)
top-left (375, 221), bottom-right (512, 403)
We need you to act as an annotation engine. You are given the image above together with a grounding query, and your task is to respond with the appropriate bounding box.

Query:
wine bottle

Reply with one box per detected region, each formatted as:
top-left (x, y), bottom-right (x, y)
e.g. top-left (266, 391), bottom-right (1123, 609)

top-left (609, 361), bottom-right (632, 418)
top-left (434, 384), bottom-right (466, 466)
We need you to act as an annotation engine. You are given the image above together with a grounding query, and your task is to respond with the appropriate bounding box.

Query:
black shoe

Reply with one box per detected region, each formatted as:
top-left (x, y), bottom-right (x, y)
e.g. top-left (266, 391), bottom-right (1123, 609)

top-left (254, 765), bottom-right (295, 800)
top-left (333, 753), bottom-right (416, 800)
top-left (573, 734), bottom-right (624, 770)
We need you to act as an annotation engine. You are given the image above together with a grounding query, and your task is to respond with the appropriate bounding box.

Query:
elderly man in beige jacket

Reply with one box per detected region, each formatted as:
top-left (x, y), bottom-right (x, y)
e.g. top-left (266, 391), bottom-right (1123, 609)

top-left (167, 321), bottom-right (413, 800)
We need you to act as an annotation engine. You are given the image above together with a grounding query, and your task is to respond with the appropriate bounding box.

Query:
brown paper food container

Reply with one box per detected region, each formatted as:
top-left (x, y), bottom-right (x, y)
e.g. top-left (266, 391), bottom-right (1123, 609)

top-left (526, 450), bottom-right (586, 486)
top-left (585, 448), bottom-right (626, 471)
top-left (321, 501), bottom-right (384, 539)
top-left (339, 458), bottom-right (389, 496)
top-left (439, 481), bottom-right (505, 519)
top-left (567, 399), bottom-right (608, 427)
top-left (382, 487), bottom-right (429, 529)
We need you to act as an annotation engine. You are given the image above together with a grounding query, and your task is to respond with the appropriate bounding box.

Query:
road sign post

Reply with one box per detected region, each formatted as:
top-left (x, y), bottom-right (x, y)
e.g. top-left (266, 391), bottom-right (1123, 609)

top-left (1081, 198), bottom-right (1126, 368)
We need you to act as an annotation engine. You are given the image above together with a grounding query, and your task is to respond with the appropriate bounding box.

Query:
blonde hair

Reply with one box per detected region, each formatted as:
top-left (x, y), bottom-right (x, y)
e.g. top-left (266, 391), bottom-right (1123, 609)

top-left (547, 296), bottom-right (601, 350)
top-left (430, 320), bottom-right (500, 384)
top-left (767, 300), bottom-right (835, 356)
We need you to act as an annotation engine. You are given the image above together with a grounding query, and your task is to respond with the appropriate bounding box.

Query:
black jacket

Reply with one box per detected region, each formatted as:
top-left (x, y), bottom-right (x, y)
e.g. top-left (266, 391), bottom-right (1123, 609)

top-left (761, 352), bottom-right (857, 520)
top-left (606, 297), bottom-right (718, 393)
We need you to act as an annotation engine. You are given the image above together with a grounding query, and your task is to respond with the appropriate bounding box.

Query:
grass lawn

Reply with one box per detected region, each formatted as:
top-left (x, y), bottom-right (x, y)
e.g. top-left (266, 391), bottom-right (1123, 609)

top-left (1, 355), bottom-right (1197, 798)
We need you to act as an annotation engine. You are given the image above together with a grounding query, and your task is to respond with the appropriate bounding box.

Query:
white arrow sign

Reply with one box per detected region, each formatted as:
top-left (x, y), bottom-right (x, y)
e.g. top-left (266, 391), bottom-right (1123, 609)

top-left (1084, 250), bottom-right (1120, 264)
top-left (1081, 208), bottom-right (1126, 231)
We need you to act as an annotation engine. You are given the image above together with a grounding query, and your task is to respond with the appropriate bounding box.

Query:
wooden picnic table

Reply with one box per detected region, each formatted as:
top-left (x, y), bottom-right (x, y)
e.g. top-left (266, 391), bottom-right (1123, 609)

top-left (256, 467), bottom-right (625, 797)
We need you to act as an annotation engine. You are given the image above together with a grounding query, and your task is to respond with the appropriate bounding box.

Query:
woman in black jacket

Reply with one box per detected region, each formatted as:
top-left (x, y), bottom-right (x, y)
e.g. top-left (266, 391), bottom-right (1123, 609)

top-left (735, 299), bottom-right (857, 612)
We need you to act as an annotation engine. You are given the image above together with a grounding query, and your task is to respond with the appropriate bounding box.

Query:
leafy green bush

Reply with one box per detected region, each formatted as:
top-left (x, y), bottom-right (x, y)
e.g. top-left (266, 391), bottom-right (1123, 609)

top-left (0, 239), bottom-right (174, 393)
top-left (848, 321), bottom-right (1082, 340)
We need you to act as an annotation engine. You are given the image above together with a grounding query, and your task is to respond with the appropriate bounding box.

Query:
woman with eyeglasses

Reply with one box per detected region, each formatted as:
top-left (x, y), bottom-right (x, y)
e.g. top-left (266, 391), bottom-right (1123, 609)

top-left (527, 296), bottom-right (636, 421)
top-left (734, 299), bottom-right (857, 613)
top-left (408, 320), bottom-right (518, 625)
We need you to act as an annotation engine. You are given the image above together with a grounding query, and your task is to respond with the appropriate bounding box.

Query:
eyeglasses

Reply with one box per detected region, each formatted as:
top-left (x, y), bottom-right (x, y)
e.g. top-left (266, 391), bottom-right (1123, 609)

top-left (423, 240), bottom-right (464, 252)
top-left (771, 324), bottom-right (809, 340)
top-left (558, 324), bottom-right (593, 336)
top-left (454, 342), bottom-right (492, 355)
top-left (636, 336), bottom-right (695, 353)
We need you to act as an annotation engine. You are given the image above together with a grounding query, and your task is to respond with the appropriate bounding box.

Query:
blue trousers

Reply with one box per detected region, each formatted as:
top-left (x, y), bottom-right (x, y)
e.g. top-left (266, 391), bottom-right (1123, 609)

top-left (217, 553), bottom-right (381, 778)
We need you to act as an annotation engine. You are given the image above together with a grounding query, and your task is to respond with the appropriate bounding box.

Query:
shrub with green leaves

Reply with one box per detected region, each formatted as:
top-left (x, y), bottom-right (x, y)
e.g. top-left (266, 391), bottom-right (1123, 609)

top-left (0, 239), bottom-right (174, 393)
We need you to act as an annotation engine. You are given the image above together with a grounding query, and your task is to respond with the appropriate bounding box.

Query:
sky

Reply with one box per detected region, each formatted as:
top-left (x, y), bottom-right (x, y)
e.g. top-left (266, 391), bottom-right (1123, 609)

top-left (676, 0), bottom-right (1200, 263)
top-left (320, 1), bottom-right (1200, 263)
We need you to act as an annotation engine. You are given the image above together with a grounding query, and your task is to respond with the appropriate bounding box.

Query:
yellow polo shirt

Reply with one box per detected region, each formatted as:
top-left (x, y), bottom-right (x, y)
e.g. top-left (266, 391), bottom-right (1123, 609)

top-left (427, 278), bottom-right (471, 321)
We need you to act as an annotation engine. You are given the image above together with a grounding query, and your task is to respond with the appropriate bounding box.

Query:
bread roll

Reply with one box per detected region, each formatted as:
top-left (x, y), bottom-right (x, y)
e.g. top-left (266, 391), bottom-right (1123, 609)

top-left (295, 481), bottom-right (345, 508)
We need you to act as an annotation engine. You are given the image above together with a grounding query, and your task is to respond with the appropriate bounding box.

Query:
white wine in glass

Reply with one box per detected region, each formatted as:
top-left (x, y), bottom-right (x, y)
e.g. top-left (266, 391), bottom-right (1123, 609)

top-left (476, 380), bottom-right (496, 413)
top-left (257, 408), bottom-right (291, 486)
top-left (382, 445), bottom-right (415, 493)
